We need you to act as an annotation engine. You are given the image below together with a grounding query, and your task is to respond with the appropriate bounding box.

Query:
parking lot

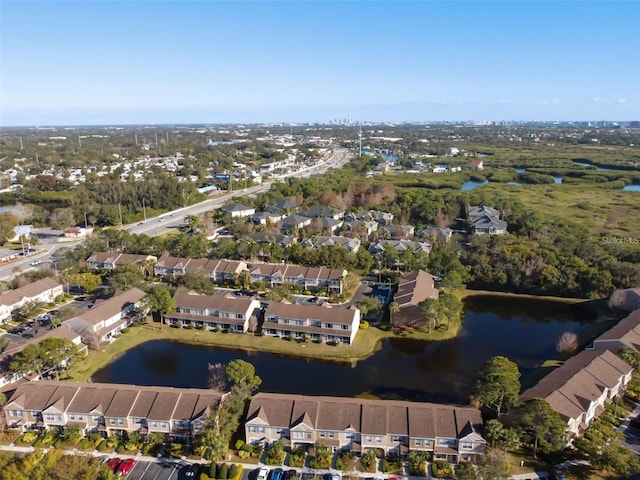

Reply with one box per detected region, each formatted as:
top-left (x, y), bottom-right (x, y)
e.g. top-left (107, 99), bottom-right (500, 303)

top-left (105, 459), bottom-right (204, 480)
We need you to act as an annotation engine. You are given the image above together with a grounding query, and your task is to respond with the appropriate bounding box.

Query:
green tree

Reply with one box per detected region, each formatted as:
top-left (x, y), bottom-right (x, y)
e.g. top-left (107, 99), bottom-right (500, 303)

top-left (10, 343), bottom-right (45, 377)
top-left (226, 359), bottom-right (262, 397)
top-left (474, 356), bottom-right (521, 418)
top-left (419, 297), bottom-right (441, 333)
top-left (484, 419), bottom-right (504, 449)
top-left (356, 297), bottom-right (383, 317)
top-left (145, 285), bottom-right (176, 324)
top-left (183, 268), bottom-right (217, 295)
top-left (574, 418), bottom-right (640, 477)
top-left (389, 301), bottom-right (400, 327)
top-left (519, 398), bottom-right (565, 457)
top-left (476, 450), bottom-right (510, 480)
top-left (65, 272), bottom-right (102, 294)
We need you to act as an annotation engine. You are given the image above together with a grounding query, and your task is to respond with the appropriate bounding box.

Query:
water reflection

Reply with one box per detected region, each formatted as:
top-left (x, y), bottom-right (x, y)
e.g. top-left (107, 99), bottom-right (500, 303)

top-left (93, 295), bottom-right (594, 404)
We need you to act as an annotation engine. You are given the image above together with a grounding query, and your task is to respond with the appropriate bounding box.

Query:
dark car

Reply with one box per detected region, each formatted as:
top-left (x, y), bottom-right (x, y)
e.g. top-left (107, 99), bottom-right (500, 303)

top-left (183, 464), bottom-right (200, 478)
top-left (284, 470), bottom-right (298, 480)
top-left (271, 468), bottom-right (284, 480)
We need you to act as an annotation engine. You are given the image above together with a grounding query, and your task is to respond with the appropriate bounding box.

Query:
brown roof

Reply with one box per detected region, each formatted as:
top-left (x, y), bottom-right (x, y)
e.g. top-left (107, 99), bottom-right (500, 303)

top-left (173, 293), bottom-right (256, 314)
top-left (1, 326), bottom-right (81, 367)
top-left (265, 303), bottom-right (358, 325)
top-left (521, 349), bottom-right (632, 421)
top-left (394, 270), bottom-right (439, 307)
top-left (0, 277), bottom-right (62, 307)
top-left (7, 380), bottom-right (222, 423)
top-left (596, 310), bottom-right (640, 342)
top-left (72, 288), bottom-right (145, 327)
top-left (246, 393), bottom-right (481, 440)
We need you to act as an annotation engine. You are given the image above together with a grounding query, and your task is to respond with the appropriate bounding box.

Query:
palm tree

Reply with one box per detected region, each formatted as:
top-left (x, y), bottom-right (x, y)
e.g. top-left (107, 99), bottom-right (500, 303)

top-left (389, 301), bottom-right (400, 329)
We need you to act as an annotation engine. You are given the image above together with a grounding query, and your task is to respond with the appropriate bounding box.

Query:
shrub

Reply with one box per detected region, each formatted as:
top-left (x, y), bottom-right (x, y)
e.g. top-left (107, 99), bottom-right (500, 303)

top-left (217, 463), bottom-right (228, 479)
top-left (289, 448), bottom-right (306, 468)
top-left (379, 458), bottom-right (388, 472)
top-left (432, 460), bottom-right (454, 478)
top-left (228, 464), bottom-right (239, 479)
top-left (456, 462), bottom-right (477, 480)
top-left (209, 462), bottom-right (217, 478)
top-left (183, 323), bottom-right (193, 329)
top-left (96, 439), bottom-right (108, 451)
top-left (234, 440), bottom-right (245, 450)
top-left (359, 450), bottom-right (377, 472)
top-left (170, 323), bottom-right (181, 328)
top-left (18, 431), bottom-right (39, 444)
top-left (121, 327), bottom-right (130, 334)
top-left (359, 321), bottom-right (369, 329)
top-left (196, 325), bottom-right (206, 330)
top-left (409, 450), bottom-right (429, 476)
top-left (78, 437), bottom-right (91, 450)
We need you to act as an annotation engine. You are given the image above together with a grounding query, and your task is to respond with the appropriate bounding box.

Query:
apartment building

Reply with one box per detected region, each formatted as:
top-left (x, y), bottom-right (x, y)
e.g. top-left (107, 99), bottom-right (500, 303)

top-left (164, 293), bottom-right (260, 333)
top-left (4, 380), bottom-right (221, 439)
top-left (263, 303), bottom-right (360, 344)
top-left (394, 270), bottom-right (440, 327)
top-left (86, 252), bottom-right (157, 271)
top-left (0, 278), bottom-right (63, 323)
top-left (520, 349), bottom-right (633, 438)
top-left (246, 263), bottom-right (347, 294)
top-left (245, 393), bottom-right (485, 464)
top-left (63, 288), bottom-right (146, 345)
top-left (154, 256), bottom-right (247, 284)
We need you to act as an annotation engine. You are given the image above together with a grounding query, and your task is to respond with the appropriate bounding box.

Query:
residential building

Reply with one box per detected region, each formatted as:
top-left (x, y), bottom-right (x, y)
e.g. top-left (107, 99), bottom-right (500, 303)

top-left (0, 278), bottom-right (63, 323)
top-left (394, 270), bottom-right (440, 327)
top-left (246, 263), bottom-right (347, 294)
top-left (369, 239), bottom-right (432, 259)
top-left (154, 256), bottom-right (246, 283)
top-left (379, 224), bottom-right (416, 239)
top-left (86, 252), bottom-right (157, 271)
top-left (301, 205), bottom-right (345, 220)
top-left (0, 326), bottom-right (85, 388)
top-left (520, 349), bottom-right (633, 438)
top-left (263, 303), bottom-right (360, 344)
top-left (222, 203), bottom-right (256, 218)
top-left (417, 227), bottom-right (454, 242)
top-left (590, 310), bottom-right (640, 352)
top-left (63, 288), bottom-right (147, 345)
top-left (281, 214), bottom-right (312, 231)
top-left (470, 160), bottom-right (484, 170)
top-left (468, 205), bottom-right (507, 235)
top-left (242, 233), bottom-right (297, 248)
top-left (300, 236), bottom-right (361, 253)
top-left (244, 393), bottom-right (485, 464)
top-left (249, 211), bottom-right (284, 226)
top-left (342, 219), bottom-right (379, 237)
top-left (164, 293), bottom-right (260, 333)
top-left (4, 380), bottom-right (221, 439)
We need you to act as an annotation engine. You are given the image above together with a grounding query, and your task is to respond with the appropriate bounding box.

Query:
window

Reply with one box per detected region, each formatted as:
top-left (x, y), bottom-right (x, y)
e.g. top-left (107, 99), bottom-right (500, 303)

top-left (295, 320), bottom-right (305, 326)
top-left (77, 415), bottom-right (84, 421)
top-left (275, 428), bottom-right (286, 435)
top-left (236, 314), bottom-right (243, 319)
top-left (319, 431), bottom-right (335, 439)
top-left (392, 435), bottom-right (404, 442)
top-left (461, 442), bottom-right (473, 450)
top-left (161, 422), bottom-right (168, 428)
top-left (93, 415), bottom-right (101, 422)
top-left (312, 320), bottom-right (321, 327)
top-left (117, 418), bottom-right (124, 426)
top-left (326, 323), bottom-right (333, 329)
top-left (69, 414), bottom-right (76, 420)
top-left (109, 419), bottom-right (116, 426)
top-left (375, 436), bottom-right (382, 444)
top-left (249, 426), bottom-right (266, 433)
top-left (437, 438), bottom-right (456, 447)
top-left (345, 432), bottom-right (356, 440)
top-left (365, 436), bottom-right (372, 442)
top-left (293, 431), bottom-right (304, 439)
top-left (196, 309), bottom-right (205, 315)
top-left (341, 325), bottom-right (349, 330)
top-left (151, 422), bottom-right (158, 428)
top-left (414, 439), bottom-right (422, 446)
top-left (10, 410), bottom-right (23, 417)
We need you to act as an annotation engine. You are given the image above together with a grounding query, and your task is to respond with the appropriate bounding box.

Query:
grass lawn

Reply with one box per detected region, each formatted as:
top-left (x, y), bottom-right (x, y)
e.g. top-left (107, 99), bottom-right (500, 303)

top-left (506, 451), bottom-right (551, 475)
top-left (68, 317), bottom-right (464, 381)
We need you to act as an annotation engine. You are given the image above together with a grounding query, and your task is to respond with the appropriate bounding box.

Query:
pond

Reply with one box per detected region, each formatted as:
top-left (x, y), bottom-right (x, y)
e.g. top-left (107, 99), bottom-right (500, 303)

top-left (460, 180), bottom-right (489, 191)
top-left (622, 185), bottom-right (640, 192)
top-left (92, 296), bottom-right (595, 404)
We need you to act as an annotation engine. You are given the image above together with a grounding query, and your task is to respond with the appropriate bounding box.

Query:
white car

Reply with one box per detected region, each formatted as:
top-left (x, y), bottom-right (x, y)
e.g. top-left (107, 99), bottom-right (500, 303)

top-left (256, 467), bottom-right (270, 480)
top-left (30, 260), bottom-right (41, 266)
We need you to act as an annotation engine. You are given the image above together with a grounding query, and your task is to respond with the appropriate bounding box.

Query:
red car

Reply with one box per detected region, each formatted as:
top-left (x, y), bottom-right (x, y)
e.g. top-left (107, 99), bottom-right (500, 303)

top-left (117, 458), bottom-right (135, 475)
top-left (107, 457), bottom-right (121, 472)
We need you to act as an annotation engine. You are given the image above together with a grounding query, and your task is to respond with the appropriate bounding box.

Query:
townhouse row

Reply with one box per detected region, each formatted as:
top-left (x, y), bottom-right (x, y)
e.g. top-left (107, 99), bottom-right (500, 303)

top-left (245, 393), bottom-right (485, 465)
top-left (87, 253), bottom-right (347, 294)
top-left (520, 308), bottom-right (640, 439)
top-left (0, 277), bottom-right (63, 323)
top-left (4, 380), bottom-right (221, 439)
top-left (165, 293), bottom-right (361, 345)
top-left (4, 382), bottom-right (485, 465)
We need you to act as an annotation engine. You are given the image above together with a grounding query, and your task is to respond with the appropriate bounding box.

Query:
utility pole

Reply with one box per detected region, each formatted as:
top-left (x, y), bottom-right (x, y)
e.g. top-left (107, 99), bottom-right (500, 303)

top-left (118, 203), bottom-right (123, 229)
top-left (84, 212), bottom-right (88, 229)
top-left (135, 133), bottom-right (138, 146)
top-left (79, 136), bottom-right (82, 148)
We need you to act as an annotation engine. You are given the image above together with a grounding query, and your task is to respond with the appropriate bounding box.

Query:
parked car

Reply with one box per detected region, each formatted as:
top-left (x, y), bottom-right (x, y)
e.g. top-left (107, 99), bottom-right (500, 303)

top-left (30, 260), bottom-right (41, 266)
top-left (256, 467), bottom-right (270, 480)
top-left (107, 458), bottom-right (121, 472)
top-left (551, 468), bottom-right (568, 480)
top-left (283, 470), bottom-right (298, 480)
top-left (117, 458), bottom-right (135, 475)
top-left (271, 468), bottom-right (284, 480)
top-left (183, 464), bottom-right (200, 478)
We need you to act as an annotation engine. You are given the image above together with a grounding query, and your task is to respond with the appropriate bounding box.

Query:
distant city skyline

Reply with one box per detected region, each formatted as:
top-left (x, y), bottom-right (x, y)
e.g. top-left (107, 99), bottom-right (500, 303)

top-left (1, 1), bottom-right (638, 126)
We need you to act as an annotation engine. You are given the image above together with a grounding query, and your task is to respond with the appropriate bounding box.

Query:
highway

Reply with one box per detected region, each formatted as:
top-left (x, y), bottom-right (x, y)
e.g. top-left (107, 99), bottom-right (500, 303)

top-left (0, 148), bottom-right (352, 281)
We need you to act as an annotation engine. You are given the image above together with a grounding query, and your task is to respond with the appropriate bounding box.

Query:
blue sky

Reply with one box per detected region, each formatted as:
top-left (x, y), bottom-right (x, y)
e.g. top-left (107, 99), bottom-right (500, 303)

top-left (1, 1), bottom-right (638, 125)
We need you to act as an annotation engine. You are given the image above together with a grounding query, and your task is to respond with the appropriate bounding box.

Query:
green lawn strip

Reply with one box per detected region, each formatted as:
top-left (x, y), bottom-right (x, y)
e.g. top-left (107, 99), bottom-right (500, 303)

top-left (69, 319), bottom-right (461, 382)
